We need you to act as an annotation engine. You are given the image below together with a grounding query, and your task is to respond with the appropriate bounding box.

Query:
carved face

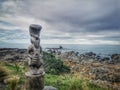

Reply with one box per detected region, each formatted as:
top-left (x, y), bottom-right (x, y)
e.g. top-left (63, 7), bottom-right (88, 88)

top-left (31, 37), bottom-right (40, 48)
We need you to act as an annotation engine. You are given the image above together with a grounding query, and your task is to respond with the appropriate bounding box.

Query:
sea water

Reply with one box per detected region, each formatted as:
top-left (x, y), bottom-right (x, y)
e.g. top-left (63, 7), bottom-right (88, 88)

top-left (0, 43), bottom-right (120, 55)
top-left (42, 44), bottom-right (120, 55)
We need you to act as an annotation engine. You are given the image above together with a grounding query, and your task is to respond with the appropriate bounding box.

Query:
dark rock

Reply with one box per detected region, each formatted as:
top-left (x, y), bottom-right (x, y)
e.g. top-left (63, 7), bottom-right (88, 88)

top-left (102, 57), bottom-right (110, 61)
top-left (85, 52), bottom-right (96, 57)
top-left (0, 48), bottom-right (27, 62)
top-left (44, 86), bottom-right (58, 90)
top-left (111, 54), bottom-right (120, 63)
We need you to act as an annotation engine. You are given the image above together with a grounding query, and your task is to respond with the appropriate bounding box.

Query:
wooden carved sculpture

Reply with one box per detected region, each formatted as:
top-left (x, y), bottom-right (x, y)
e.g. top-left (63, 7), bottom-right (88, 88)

top-left (25, 24), bottom-right (45, 90)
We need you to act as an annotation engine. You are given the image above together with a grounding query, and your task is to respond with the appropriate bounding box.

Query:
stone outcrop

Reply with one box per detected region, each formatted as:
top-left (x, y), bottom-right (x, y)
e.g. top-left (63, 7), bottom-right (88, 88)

top-left (111, 54), bottom-right (120, 63)
top-left (0, 48), bottom-right (27, 62)
top-left (56, 51), bottom-right (120, 64)
top-left (44, 86), bottom-right (58, 90)
top-left (54, 51), bottom-right (120, 89)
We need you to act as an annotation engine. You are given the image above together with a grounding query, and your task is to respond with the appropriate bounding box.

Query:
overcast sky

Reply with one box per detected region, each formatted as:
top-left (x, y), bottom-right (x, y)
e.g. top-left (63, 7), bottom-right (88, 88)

top-left (0, 0), bottom-right (120, 45)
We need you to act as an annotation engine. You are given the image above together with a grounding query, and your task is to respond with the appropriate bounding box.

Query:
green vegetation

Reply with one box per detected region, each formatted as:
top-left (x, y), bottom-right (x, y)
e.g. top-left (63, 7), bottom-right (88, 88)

top-left (43, 52), bottom-right (70, 75)
top-left (0, 62), bottom-right (25, 90)
top-left (0, 52), bottom-right (109, 90)
top-left (45, 74), bottom-right (107, 90)
top-left (7, 76), bottom-right (19, 90)
top-left (0, 65), bottom-right (9, 82)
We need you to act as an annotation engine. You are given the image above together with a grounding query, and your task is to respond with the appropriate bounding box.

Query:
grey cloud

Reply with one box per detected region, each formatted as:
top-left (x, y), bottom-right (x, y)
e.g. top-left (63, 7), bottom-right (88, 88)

top-left (42, 36), bottom-right (73, 39)
top-left (1, 0), bottom-right (119, 32)
top-left (0, 29), bottom-right (29, 40)
top-left (0, 20), bottom-right (15, 26)
top-left (0, 0), bottom-right (120, 44)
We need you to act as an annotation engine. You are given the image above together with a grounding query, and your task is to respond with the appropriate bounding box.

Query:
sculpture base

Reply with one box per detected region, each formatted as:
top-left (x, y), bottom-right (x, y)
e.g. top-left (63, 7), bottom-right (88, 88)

top-left (25, 72), bottom-right (44, 90)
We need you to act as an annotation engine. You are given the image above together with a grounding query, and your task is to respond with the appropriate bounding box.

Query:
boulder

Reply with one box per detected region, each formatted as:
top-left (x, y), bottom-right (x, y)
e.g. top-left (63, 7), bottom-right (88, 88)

top-left (111, 54), bottom-right (120, 63)
top-left (44, 86), bottom-right (58, 90)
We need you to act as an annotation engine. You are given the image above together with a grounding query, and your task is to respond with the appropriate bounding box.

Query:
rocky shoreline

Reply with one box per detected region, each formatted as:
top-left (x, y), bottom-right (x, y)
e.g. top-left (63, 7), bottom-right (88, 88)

top-left (54, 50), bottom-right (120, 89)
top-left (0, 48), bottom-right (27, 62)
top-left (1, 48), bottom-right (120, 64)
top-left (0, 48), bottom-right (120, 89)
top-left (55, 51), bottom-right (120, 64)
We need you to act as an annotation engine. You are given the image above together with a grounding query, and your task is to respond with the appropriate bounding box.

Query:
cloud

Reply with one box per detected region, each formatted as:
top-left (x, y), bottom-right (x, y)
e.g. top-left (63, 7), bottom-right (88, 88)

top-left (0, 29), bottom-right (29, 42)
top-left (0, 0), bottom-right (120, 45)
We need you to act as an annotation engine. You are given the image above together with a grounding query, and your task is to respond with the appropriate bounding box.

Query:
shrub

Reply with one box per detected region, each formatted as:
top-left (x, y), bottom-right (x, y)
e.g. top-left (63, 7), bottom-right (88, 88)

top-left (42, 52), bottom-right (70, 75)
top-left (69, 79), bottom-right (83, 90)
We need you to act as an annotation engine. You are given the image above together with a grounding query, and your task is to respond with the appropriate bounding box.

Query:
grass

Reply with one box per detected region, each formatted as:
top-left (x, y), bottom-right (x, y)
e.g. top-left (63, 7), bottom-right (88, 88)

top-left (0, 65), bottom-right (9, 83)
top-left (45, 74), bottom-right (108, 90)
top-left (0, 62), bottom-right (26, 90)
top-left (0, 61), bottom-right (108, 90)
top-left (7, 76), bottom-right (19, 90)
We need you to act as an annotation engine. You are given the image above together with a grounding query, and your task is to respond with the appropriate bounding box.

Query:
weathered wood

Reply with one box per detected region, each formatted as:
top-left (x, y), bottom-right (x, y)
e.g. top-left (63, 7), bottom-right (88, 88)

top-left (25, 72), bottom-right (44, 90)
top-left (25, 24), bottom-right (45, 90)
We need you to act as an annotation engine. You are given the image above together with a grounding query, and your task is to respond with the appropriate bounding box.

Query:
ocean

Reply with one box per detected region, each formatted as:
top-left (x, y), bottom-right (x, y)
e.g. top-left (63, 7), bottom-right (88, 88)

top-left (0, 43), bottom-right (120, 55)
top-left (42, 44), bottom-right (120, 55)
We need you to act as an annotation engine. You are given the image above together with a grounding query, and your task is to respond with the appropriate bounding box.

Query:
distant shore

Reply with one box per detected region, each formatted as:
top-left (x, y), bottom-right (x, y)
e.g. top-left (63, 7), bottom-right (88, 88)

top-left (0, 44), bottom-right (120, 54)
top-left (0, 48), bottom-right (120, 64)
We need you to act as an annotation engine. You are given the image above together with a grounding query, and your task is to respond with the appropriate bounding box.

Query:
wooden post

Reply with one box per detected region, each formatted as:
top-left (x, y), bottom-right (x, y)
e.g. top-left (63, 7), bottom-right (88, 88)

top-left (25, 72), bottom-right (44, 90)
top-left (25, 24), bottom-right (45, 90)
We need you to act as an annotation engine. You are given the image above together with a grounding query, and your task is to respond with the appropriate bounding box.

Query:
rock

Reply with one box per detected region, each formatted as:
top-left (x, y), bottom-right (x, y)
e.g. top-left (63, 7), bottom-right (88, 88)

top-left (111, 54), bottom-right (120, 63)
top-left (91, 63), bottom-right (103, 67)
top-left (56, 51), bottom-right (80, 63)
top-left (44, 86), bottom-right (58, 90)
top-left (55, 51), bottom-right (120, 64)
top-left (91, 67), bottom-right (109, 80)
top-left (102, 57), bottom-right (110, 61)
top-left (85, 52), bottom-right (96, 57)
top-left (0, 48), bottom-right (27, 62)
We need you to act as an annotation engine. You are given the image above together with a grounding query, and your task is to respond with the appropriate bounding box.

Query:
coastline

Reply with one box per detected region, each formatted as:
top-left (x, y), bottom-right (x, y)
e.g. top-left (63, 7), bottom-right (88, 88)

top-left (0, 48), bottom-right (120, 64)
top-left (0, 48), bottom-right (120, 89)
top-left (0, 44), bottom-right (120, 55)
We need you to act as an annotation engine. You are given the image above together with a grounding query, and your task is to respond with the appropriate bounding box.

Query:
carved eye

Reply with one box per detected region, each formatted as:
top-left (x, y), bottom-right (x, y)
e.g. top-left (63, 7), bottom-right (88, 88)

top-left (36, 53), bottom-right (38, 56)
top-left (36, 37), bottom-right (39, 40)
